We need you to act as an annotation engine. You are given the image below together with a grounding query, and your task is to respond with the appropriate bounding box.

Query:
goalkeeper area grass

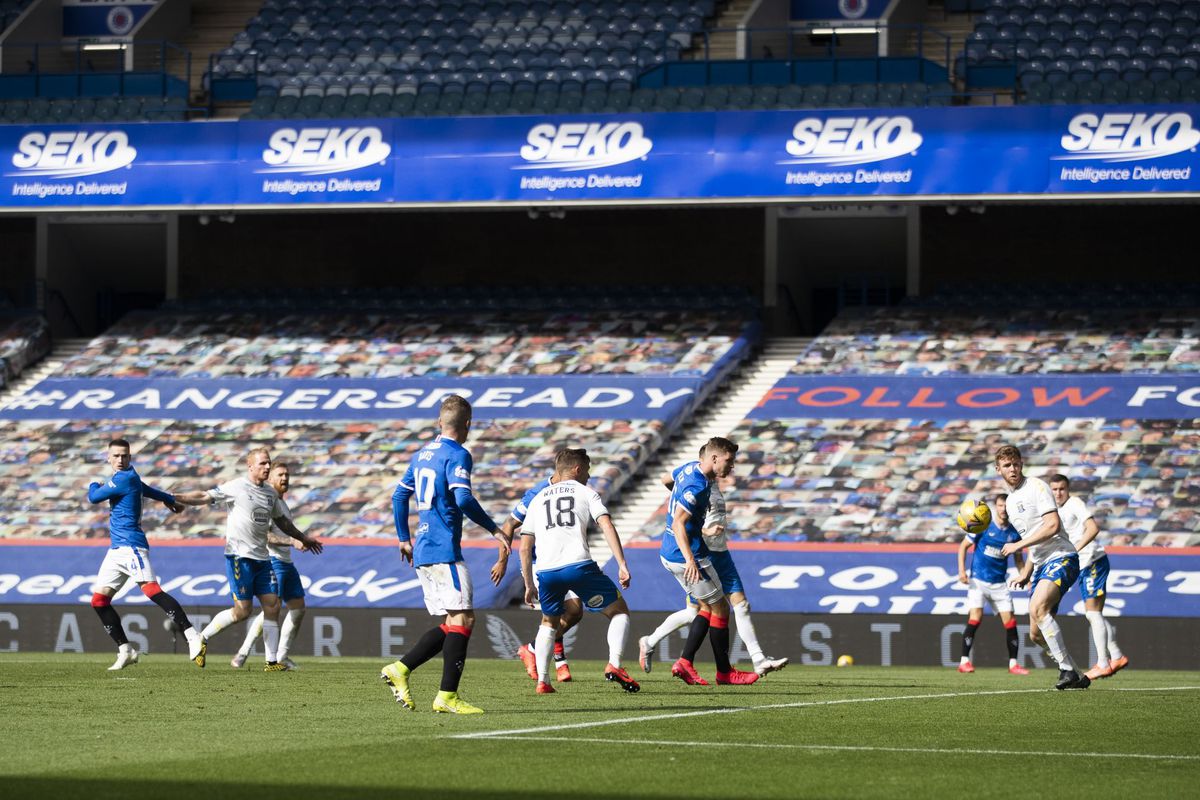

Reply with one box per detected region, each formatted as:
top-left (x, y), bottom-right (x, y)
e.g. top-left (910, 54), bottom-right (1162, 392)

top-left (2, 655), bottom-right (1197, 799)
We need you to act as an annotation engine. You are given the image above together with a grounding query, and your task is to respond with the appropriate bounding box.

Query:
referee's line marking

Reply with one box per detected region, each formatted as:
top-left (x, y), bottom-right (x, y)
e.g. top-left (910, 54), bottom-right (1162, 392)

top-left (503, 735), bottom-right (1200, 762)
top-left (450, 685), bottom-right (1200, 740)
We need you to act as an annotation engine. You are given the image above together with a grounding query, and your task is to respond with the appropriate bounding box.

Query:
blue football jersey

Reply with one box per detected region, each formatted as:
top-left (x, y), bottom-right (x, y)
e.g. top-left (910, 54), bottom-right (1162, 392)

top-left (87, 467), bottom-right (175, 550)
top-left (967, 521), bottom-right (1022, 583)
top-left (660, 461), bottom-right (712, 564)
top-left (511, 475), bottom-right (552, 525)
top-left (393, 436), bottom-right (480, 567)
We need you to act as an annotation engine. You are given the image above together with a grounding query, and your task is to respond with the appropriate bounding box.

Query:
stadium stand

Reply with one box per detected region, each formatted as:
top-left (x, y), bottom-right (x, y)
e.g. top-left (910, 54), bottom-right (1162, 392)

top-left (0, 313), bottom-right (50, 390)
top-left (955, 0), bottom-right (1200, 103)
top-left (0, 96), bottom-right (191, 124)
top-left (0, 290), bottom-right (759, 542)
top-left (630, 298), bottom-right (1200, 549)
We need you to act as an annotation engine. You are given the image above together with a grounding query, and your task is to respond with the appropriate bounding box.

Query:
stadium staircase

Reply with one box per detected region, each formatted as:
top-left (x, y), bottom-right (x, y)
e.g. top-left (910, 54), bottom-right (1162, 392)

top-left (0, 338), bottom-right (89, 409)
top-left (899, 1), bottom-right (979, 94)
top-left (596, 336), bottom-right (811, 563)
top-left (685, 0), bottom-right (755, 60)
top-left (167, 0), bottom-right (264, 109)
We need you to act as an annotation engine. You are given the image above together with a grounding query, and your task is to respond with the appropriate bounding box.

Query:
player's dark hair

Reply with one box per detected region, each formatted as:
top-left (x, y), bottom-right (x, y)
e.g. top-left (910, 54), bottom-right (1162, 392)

top-left (993, 443), bottom-right (1022, 464)
top-left (108, 438), bottom-right (130, 450)
top-left (554, 448), bottom-right (590, 474)
top-left (993, 492), bottom-right (1008, 504)
top-left (1049, 474), bottom-right (1070, 487)
top-left (704, 437), bottom-right (738, 457)
top-left (438, 394), bottom-right (472, 430)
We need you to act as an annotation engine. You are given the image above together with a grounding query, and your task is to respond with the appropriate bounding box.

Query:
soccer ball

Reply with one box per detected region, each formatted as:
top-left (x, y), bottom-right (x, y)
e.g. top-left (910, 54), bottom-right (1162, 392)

top-left (956, 498), bottom-right (992, 534)
top-left (836, 654), bottom-right (854, 667)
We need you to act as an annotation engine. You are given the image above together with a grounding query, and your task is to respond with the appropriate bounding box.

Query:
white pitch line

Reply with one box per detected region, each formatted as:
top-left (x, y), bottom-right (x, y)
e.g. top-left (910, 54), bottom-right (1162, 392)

top-left (506, 736), bottom-right (1200, 762)
top-left (450, 685), bottom-right (1200, 741)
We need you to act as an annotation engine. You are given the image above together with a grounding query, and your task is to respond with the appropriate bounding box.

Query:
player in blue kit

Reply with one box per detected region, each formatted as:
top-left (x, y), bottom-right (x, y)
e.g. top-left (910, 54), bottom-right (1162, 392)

top-left (519, 448), bottom-right (638, 694)
top-left (492, 471), bottom-right (584, 684)
top-left (955, 493), bottom-right (1029, 675)
top-left (381, 395), bottom-right (508, 714)
top-left (659, 437), bottom-right (758, 686)
top-left (86, 438), bottom-right (206, 670)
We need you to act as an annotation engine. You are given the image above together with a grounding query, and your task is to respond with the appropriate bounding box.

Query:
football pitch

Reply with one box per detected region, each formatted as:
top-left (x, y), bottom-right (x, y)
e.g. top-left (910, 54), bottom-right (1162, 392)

top-left (2, 655), bottom-right (1197, 799)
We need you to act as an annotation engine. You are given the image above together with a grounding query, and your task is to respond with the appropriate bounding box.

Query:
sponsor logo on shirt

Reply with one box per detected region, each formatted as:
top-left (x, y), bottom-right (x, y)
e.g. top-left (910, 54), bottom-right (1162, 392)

top-left (453, 466), bottom-right (470, 479)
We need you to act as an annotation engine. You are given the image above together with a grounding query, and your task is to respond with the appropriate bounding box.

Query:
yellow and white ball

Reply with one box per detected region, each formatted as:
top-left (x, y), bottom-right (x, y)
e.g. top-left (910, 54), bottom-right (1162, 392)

top-left (836, 654), bottom-right (854, 667)
top-left (956, 499), bottom-right (992, 534)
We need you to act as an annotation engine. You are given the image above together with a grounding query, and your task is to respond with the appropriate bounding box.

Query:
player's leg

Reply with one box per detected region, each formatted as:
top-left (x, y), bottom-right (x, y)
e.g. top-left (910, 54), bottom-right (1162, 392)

top-left (552, 596), bottom-right (582, 682)
top-left (274, 560), bottom-right (306, 668)
top-left (381, 564), bottom-right (452, 710)
top-left (639, 597), bottom-right (697, 673)
top-left (958, 605), bottom-right (983, 673)
top-left (1081, 556), bottom-right (1119, 679)
top-left (600, 598), bottom-right (639, 693)
top-left (666, 557), bottom-right (725, 685)
top-left (232, 611), bottom-right (264, 668)
top-left (91, 549), bottom-right (137, 670)
top-left (721, 556), bottom-right (787, 676)
top-left (517, 568), bottom-right (543, 679)
top-left (1029, 559), bottom-right (1087, 689)
top-left (258, 592), bottom-right (284, 670)
top-left (134, 567), bottom-right (206, 667)
top-left (534, 613), bottom-right (560, 692)
top-left (432, 562), bottom-right (482, 714)
top-left (997, 610), bottom-right (1026, 674)
top-left (708, 595), bottom-right (757, 684)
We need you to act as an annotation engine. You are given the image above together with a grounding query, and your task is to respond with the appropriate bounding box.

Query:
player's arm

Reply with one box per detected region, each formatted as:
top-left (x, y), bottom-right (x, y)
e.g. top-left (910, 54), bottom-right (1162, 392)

top-left (87, 473), bottom-right (130, 503)
top-left (171, 490), bottom-right (217, 506)
top-left (519, 531), bottom-right (537, 607)
top-left (598, 514), bottom-right (631, 589)
top-left (661, 472), bottom-right (675, 491)
top-left (138, 480), bottom-right (184, 513)
top-left (452, 487), bottom-right (509, 555)
top-left (1075, 517), bottom-right (1101, 551)
top-left (957, 536), bottom-right (973, 584)
top-left (273, 514), bottom-right (323, 554)
top-left (392, 478), bottom-right (414, 565)
top-left (491, 516), bottom-right (520, 586)
top-left (672, 507), bottom-right (701, 584)
top-left (1000, 510), bottom-right (1062, 556)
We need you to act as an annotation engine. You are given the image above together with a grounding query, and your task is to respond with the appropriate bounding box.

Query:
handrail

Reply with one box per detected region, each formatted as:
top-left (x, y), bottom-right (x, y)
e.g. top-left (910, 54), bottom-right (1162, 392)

top-left (693, 23), bottom-right (954, 72)
top-left (0, 39), bottom-right (190, 97)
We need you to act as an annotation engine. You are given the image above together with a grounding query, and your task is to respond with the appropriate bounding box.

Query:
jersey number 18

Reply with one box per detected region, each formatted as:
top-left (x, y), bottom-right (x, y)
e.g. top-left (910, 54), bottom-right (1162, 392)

top-left (541, 496), bottom-right (576, 529)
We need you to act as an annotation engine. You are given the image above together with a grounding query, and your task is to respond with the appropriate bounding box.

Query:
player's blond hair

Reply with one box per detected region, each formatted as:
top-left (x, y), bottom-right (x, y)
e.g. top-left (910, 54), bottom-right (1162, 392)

top-left (993, 444), bottom-right (1022, 465)
top-left (438, 395), bottom-right (473, 431)
top-left (246, 447), bottom-right (271, 464)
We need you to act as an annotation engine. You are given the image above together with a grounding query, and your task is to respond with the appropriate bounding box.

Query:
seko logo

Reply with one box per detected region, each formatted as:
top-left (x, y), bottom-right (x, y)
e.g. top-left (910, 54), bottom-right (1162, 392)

top-left (8, 131), bottom-right (138, 178)
top-left (259, 127), bottom-right (391, 175)
top-left (1056, 112), bottom-right (1200, 162)
top-left (781, 116), bottom-right (923, 166)
top-left (516, 122), bottom-right (653, 171)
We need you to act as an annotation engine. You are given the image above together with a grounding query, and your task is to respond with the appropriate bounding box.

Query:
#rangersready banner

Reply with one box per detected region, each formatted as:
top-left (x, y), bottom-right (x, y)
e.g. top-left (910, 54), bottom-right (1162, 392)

top-left (0, 376), bottom-right (703, 421)
top-left (749, 375), bottom-right (1200, 421)
top-left (0, 105), bottom-right (1197, 208)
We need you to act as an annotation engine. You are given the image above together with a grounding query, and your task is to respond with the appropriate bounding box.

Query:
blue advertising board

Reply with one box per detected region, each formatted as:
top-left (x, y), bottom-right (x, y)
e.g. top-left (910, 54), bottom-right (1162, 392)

top-left (63, 0), bottom-right (157, 40)
top-left (0, 376), bottom-right (706, 421)
top-left (0, 106), bottom-right (1196, 208)
top-left (748, 375), bottom-right (1200, 421)
top-left (606, 545), bottom-right (1200, 617)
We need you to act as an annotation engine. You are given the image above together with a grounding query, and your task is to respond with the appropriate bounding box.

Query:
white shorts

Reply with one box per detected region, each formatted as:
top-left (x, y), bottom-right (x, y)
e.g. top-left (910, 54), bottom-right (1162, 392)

top-left (661, 555), bottom-right (724, 604)
top-left (967, 577), bottom-right (1013, 613)
top-left (532, 569), bottom-right (579, 603)
top-left (416, 561), bottom-right (473, 616)
top-left (93, 546), bottom-right (157, 593)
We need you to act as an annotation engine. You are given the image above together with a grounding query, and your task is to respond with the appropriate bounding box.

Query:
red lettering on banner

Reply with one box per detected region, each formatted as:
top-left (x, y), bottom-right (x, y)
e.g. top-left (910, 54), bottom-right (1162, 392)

top-left (1031, 386), bottom-right (1111, 407)
top-left (863, 387), bottom-right (900, 407)
top-left (958, 388), bottom-right (1020, 408)
top-left (909, 388), bottom-right (945, 408)
top-left (798, 387), bottom-right (861, 407)
top-left (755, 386), bottom-right (799, 408)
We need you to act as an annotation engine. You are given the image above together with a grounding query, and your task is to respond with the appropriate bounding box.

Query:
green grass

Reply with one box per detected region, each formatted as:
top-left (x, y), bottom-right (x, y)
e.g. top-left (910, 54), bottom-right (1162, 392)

top-left (2, 654), bottom-right (1198, 799)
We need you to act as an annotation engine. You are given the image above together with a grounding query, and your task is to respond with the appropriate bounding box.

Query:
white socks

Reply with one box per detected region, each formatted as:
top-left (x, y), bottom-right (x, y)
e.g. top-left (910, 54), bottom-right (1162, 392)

top-left (732, 600), bottom-right (763, 663)
top-left (607, 613), bottom-right (630, 668)
top-left (238, 612), bottom-right (266, 657)
top-left (200, 608), bottom-right (239, 640)
top-left (262, 617), bottom-right (280, 662)
top-left (1085, 610), bottom-right (1110, 668)
top-left (1106, 619), bottom-right (1123, 660)
top-left (645, 606), bottom-right (698, 650)
top-left (534, 623), bottom-right (556, 683)
top-left (1037, 615), bottom-right (1075, 672)
top-left (278, 608), bottom-right (304, 660)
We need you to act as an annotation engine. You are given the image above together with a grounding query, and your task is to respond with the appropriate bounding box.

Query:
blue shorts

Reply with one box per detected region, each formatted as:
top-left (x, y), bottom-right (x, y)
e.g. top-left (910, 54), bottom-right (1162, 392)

top-left (536, 561), bottom-right (620, 617)
top-left (226, 555), bottom-right (278, 602)
top-left (1078, 555), bottom-right (1109, 600)
top-left (1032, 554), bottom-right (1080, 596)
top-left (271, 558), bottom-right (305, 602)
top-left (707, 550), bottom-right (745, 596)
